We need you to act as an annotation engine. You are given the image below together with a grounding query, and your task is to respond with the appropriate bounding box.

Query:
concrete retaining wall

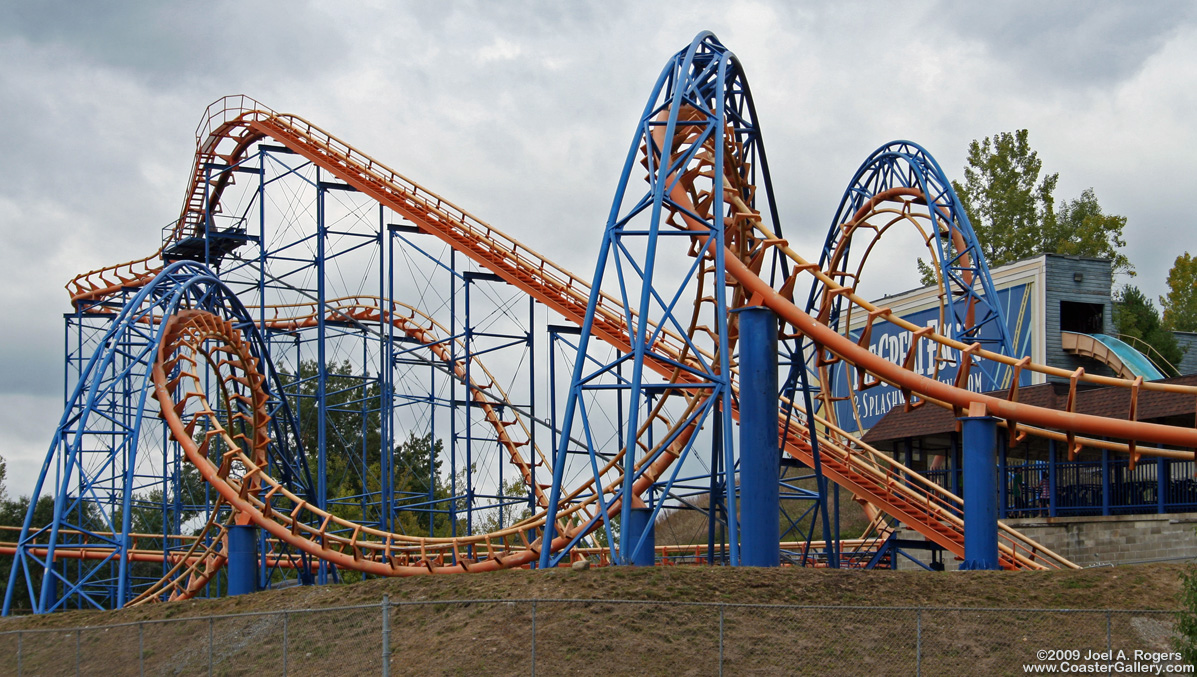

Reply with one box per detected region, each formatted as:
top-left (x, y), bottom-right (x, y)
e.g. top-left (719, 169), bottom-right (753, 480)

top-left (1000, 512), bottom-right (1197, 566)
top-left (895, 512), bottom-right (1197, 569)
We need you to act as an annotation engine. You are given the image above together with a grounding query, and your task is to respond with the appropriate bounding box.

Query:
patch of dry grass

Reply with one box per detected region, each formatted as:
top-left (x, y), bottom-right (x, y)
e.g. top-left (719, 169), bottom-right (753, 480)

top-left (0, 564), bottom-right (1185, 675)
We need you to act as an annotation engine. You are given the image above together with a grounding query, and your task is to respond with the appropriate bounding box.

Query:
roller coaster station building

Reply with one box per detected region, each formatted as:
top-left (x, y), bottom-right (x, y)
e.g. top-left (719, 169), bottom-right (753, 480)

top-left (857, 253), bottom-right (1197, 565)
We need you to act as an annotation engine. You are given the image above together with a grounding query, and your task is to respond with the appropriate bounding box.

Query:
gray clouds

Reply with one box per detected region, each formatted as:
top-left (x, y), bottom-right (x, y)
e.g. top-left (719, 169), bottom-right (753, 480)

top-left (932, 1), bottom-right (1195, 88)
top-left (0, 1), bottom-right (352, 89)
top-left (2, 0), bottom-right (1196, 493)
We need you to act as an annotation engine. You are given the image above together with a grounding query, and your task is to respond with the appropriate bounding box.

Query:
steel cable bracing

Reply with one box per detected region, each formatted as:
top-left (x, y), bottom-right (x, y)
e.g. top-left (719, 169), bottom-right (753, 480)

top-left (16, 31), bottom-right (1197, 614)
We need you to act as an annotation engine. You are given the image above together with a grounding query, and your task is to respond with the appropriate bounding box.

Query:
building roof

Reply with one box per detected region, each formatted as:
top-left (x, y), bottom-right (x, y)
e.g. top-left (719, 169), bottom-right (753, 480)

top-left (860, 374), bottom-right (1197, 445)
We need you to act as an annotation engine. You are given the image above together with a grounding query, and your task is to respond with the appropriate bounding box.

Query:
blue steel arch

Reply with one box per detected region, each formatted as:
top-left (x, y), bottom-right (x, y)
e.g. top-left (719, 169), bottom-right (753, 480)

top-left (814, 141), bottom-right (1013, 352)
top-left (799, 141), bottom-right (1016, 423)
top-left (539, 32), bottom-right (826, 568)
top-left (4, 261), bottom-right (311, 614)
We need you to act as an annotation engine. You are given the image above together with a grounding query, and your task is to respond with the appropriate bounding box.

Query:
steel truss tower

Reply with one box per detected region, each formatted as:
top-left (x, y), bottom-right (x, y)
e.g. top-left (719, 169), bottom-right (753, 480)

top-left (540, 32), bottom-right (835, 568)
top-left (8, 127), bottom-right (546, 612)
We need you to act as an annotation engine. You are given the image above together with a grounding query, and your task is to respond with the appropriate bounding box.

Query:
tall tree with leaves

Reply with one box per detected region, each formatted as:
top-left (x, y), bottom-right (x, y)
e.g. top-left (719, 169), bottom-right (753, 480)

top-left (390, 432), bottom-right (461, 537)
top-left (953, 129), bottom-right (1059, 268)
top-left (920, 130), bottom-right (1134, 285)
top-left (1046, 188), bottom-right (1133, 277)
top-left (283, 360), bottom-right (383, 523)
top-left (1114, 285), bottom-right (1182, 376)
top-left (1162, 252), bottom-right (1197, 332)
top-left (0, 493), bottom-right (57, 611)
top-left (283, 361), bottom-right (468, 537)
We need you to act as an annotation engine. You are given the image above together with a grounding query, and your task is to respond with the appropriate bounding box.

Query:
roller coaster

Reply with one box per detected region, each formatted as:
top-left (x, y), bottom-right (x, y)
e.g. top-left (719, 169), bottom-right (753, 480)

top-left (6, 32), bottom-right (1197, 615)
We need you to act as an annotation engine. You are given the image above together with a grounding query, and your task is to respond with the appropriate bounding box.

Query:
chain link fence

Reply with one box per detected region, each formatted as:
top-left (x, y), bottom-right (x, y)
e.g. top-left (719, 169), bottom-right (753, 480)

top-left (0, 599), bottom-right (1189, 675)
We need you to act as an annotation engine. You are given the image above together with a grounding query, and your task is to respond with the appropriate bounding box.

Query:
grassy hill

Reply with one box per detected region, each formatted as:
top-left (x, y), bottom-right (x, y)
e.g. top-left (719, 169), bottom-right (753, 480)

top-left (0, 563), bottom-right (1187, 675)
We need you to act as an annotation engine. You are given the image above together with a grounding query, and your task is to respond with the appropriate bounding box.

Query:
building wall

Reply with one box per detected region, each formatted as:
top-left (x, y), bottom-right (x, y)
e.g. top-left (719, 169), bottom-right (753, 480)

top-left (880, 256), bottom-right (1189, 570)
top-left (1001, 513), bottom-right (1197, 566)
top-left (897, 512), bottom-right (1197, 568)
top-left (1175, 332), bottom-right (1197, 376)
top-left (861, 254), bottom-right (1120, 390)
top-left (1042, 254), bottom-right (1116, 379)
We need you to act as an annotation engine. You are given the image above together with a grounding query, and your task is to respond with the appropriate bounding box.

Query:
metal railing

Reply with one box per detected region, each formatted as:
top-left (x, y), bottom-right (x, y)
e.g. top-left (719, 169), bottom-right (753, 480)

top-left (0, 597), bottom-right (1188, 675)
top-left (926, 457), bottom-right (1197, 520)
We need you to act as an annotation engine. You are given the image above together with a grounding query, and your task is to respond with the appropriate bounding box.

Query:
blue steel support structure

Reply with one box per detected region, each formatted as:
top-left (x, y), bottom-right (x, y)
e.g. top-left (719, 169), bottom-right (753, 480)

top-left (11, 33), bottom-right (1099, 612)
top-left (800, 141), bottom-right (1017, 435)
top-left (808, 141), bottom-right (1014, 364)
top-left (226, 524), bottom-right (258, 596)
top-left (625, 503), bottom-right (656, 567)
top-left (216, 145), bottom-right (543, 576)
top-left (4, 262), bottom-right (308, 614)
top-left (10, 119), bottom-right (548, 611)
top-left (790, 141), bottom-right (1018, 564)
top-left (539, 32), bottom-right (802, 568)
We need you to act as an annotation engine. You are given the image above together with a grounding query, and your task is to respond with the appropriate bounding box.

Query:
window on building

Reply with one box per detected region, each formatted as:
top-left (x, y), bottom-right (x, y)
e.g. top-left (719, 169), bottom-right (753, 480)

top-left (1060, 301), bottom-right (1104, 334)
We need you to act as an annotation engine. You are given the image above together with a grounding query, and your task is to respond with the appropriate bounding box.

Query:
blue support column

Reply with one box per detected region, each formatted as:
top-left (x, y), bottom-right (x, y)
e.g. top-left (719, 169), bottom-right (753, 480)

top-left (257, 529), bottom-right (269, 592)
top-left (44, 563), bottom-right (58, 611)
top-left (625, 497), bottom-right (656, 567)
top-left (959, 413), bottom-right (999, 570)
top-left (950, 432), bottom-right (961, 500)
top-left (736, 306), bottom-right (780, 567)
top-left (707, 406), bottom-right (723, 565)
top-left (998, 434), bottom-right (1008, 519)
top-left (315, 172), bottom-right (328, 585)
top-left (227, 524), bottom-right (258, 596)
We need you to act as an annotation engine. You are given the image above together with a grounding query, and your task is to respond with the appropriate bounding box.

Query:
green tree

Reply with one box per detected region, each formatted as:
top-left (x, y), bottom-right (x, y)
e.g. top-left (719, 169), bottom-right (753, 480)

top-left (390, 432), bottom-right (460, 537)
top-left (1114, 285), bottom-right (1183, 377)
top-left (282, 361), bottom-right (468, 538)
top-left (953, 129), bottom-right (1059, 268)
top-left (0, 493), bottom-right (57, 612)
top-left (0, 453), bottom-right (6, 504)
top-left (1162, 252), bottom-right (1197, 332)
top-left (1046, 188), bottom-right (1133, 277)
top-left (125, 462), bottom-right (208, 536)
top-left (283, 360), bottom-right (384, 525)
top-left (472, 475), bottom-right (534, 534)
top-left (920, 130), bottom-right (1134, 285)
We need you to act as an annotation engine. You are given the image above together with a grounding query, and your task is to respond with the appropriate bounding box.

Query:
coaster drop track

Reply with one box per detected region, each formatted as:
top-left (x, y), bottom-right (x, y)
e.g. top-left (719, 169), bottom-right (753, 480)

top-left (9, 31), bottom-right (1197, 614)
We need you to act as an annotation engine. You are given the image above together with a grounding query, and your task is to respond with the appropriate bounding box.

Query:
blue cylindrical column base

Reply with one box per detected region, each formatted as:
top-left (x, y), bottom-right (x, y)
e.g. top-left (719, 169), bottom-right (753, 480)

top-left (227, 524), bottom-right (258, 596)
top-left (737, 306), bottom-right (780, 567)
top-left (626, 505), bottom-right (656, 566)
top-left (959, 415), bottom-right (1000, 570)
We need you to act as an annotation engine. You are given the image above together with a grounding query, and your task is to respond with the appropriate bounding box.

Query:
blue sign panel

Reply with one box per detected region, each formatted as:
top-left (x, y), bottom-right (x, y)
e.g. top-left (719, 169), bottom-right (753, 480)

top-left (827, 283), bottom-right (1034, 434)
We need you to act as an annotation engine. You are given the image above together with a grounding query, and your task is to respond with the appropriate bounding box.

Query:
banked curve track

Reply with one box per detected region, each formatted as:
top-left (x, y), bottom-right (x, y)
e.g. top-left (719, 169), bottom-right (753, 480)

top-left (72, 93), bottom-right (1197, 452)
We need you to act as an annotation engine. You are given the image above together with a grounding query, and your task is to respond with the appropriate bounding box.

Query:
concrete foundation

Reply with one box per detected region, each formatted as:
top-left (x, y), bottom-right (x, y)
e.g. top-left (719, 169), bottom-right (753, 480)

top-left (896, 512), bottom-right (1197, 569)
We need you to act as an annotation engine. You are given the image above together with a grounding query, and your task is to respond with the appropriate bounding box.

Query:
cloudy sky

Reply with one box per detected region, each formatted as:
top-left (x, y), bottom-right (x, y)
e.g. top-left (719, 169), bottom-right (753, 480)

top-left (2, 0), bottom-right (1195, 494)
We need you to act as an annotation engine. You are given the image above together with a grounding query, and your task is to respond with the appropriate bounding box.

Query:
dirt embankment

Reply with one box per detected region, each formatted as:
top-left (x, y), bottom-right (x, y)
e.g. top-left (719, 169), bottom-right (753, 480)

top-left (0, 565), bottom-right (1187, 676)
top-left (1, 563), bottom-right (1185, 632)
